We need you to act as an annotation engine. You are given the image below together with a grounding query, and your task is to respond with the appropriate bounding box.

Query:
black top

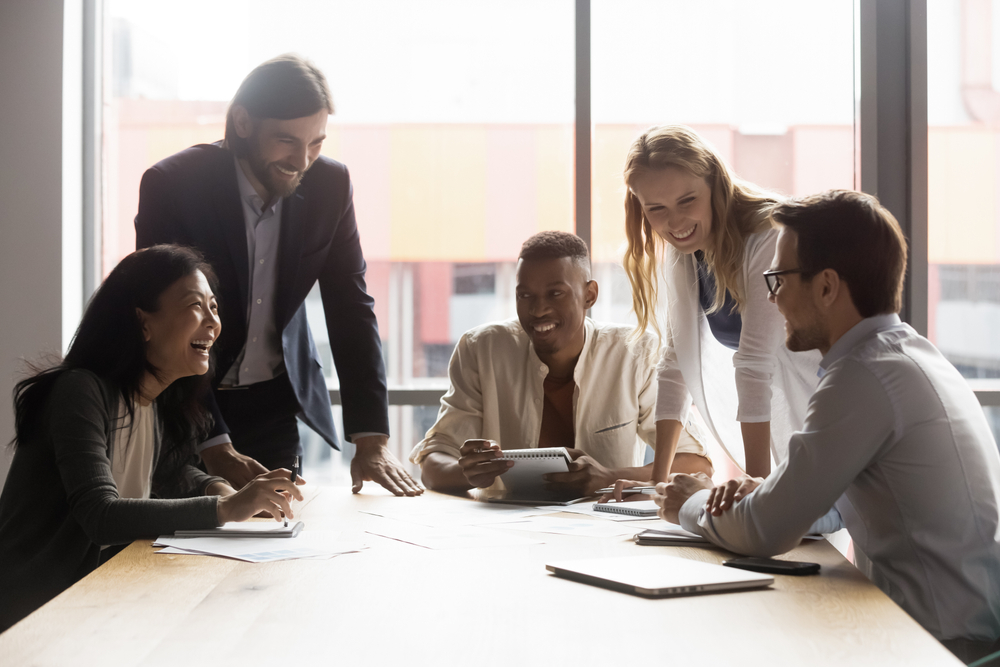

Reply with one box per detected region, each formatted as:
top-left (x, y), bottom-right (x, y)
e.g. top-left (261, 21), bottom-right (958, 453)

top-left (695, 251), bottom-right (742, 351)
top-left (0, 370), bottom-right (222, 632)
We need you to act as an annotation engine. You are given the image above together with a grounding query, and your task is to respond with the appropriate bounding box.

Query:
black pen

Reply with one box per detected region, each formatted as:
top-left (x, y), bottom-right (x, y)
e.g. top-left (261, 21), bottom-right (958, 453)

top-left (284, 456), bottom-right (300, 528)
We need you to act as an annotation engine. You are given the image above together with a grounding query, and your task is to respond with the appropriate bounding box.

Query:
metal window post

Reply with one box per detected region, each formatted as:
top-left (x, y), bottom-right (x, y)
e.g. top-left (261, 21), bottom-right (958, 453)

top-left (859, 0), bottom-right (928, 334)
top-left (575, 0), bottom-right (591, 252)
top-left (82, 0), bottom-right (103, 298)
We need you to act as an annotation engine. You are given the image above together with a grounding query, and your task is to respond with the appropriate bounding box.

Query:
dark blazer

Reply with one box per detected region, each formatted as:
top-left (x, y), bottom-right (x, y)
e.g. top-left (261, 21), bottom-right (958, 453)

top-left (134, 144), bottom-right (389, 447)
top-left (0, 370), bottom-right (221, 632)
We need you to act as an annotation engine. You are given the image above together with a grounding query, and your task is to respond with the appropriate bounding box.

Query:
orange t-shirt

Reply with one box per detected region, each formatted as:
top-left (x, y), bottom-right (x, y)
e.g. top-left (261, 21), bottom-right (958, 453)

top-left (538, 373), bottom-right (576, 450)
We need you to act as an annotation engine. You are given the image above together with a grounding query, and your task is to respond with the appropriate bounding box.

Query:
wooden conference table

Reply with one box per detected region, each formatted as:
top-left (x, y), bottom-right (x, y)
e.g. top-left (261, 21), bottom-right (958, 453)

top-left (1, 488), bottom-right (962, 666)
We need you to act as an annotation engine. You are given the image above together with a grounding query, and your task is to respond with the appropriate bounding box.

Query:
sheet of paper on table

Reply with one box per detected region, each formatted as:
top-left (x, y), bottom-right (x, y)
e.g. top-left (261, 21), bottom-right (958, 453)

top-left (365, 520), bottom-right (544, 549)
top-left (154, 530), bottom-right (366, 563)
top-left (358, 502), bottom-right (560, 528)
top-left (494, 515), bottom-right (652, 538)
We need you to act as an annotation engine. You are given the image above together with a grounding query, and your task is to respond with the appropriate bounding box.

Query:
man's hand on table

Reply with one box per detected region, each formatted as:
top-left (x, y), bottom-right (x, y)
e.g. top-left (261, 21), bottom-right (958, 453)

top-left (351, 435), bottom-right (424, 496)
top-left (201, 442), bottom-right (269, 489)
top-left (653, 472), bottom-right (715, 523)
top-left (457, 439), bottom-right (513, 489)
top-left (705, 475), bottom-right (763, 516)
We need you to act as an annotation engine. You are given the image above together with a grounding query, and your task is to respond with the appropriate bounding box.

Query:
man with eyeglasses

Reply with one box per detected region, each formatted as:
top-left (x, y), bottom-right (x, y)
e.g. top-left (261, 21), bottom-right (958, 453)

top-left (654, 190), bottom-right (1000, 661)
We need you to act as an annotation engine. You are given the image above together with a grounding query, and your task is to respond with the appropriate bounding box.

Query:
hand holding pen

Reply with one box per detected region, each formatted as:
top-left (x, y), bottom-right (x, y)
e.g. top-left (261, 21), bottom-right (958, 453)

top-left (216, 465), bottom-right (307, 524)
top-left (283, 456), bottom-right (300, 527)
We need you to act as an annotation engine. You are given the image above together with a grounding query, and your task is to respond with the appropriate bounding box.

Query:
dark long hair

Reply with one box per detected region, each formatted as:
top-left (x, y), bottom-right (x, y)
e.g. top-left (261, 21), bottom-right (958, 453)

top-left (12, 245), bottom-right (219, 483)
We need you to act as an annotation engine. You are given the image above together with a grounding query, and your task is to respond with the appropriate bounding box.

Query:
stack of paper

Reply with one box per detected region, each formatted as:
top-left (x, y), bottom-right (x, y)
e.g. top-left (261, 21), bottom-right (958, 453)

top-left (154, 530), bottom-right (367, 563)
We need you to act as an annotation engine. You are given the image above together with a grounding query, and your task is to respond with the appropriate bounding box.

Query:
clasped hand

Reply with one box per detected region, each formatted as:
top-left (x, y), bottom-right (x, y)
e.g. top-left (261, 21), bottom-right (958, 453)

top-left (650, 473), bottom-right (763, 523)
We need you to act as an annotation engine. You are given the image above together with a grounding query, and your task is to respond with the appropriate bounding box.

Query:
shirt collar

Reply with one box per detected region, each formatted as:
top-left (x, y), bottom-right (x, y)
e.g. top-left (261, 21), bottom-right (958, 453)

top-left (525, 318), bottom-right (595, 378)
top-left (819, 313), bottom-right (902, 376)
top-left (233, 157), bottom-right (279, 216)
top-left (572, 318), bottom-right (597, 381)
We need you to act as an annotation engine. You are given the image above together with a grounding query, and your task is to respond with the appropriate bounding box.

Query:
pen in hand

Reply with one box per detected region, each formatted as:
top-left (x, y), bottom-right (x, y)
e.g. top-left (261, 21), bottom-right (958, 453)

top-left (283, 456), bottom-right (300, 528)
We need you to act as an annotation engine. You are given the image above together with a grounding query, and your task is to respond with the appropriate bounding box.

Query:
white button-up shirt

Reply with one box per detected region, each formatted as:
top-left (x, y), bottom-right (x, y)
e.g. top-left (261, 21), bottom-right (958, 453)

top-left (410, 318), bottom-right (707, 471)
top-left (679, 314), bottom-right (1000, 641)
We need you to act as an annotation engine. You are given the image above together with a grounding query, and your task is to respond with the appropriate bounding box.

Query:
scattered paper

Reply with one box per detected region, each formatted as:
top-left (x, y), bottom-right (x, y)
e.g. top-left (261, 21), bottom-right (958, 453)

top-left (495, 515), bottom-right (643, 538)
top-left (360, 502), bottom-right (559, 528)
top-left (365, 521), bottom-right (543, 550)
top-left (154, 530), bottom-right (366, 563)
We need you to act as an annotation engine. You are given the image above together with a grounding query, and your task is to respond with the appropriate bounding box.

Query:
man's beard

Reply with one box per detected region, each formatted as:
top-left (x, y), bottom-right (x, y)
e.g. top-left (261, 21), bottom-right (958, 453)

top-left (785, 318), bottom-right (828, 353)
top-left (246, 135), bottom-right (305, 200)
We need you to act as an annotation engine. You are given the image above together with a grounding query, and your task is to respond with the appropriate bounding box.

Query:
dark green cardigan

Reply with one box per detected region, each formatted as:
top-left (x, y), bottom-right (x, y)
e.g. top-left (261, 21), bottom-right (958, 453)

top-left (0, 369), bottom-right (223, 632)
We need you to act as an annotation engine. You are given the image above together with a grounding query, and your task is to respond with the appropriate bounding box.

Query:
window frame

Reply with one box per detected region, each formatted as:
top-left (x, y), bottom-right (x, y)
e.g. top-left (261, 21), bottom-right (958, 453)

top-left (86, 0), bottom-right (939, 409)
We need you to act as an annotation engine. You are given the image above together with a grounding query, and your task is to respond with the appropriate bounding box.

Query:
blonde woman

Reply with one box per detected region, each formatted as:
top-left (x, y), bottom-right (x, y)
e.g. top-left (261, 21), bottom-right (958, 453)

top-left (620, 125), bottom-right (820, 484)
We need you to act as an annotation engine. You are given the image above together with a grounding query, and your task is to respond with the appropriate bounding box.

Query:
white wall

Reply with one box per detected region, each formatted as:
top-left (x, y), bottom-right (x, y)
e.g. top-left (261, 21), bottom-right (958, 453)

top-left (0, 0), bottom-right (81, 491)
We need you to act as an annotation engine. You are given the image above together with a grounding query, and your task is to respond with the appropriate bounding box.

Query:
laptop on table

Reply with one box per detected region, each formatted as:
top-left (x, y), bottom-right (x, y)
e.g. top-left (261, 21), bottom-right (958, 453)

top-left (546, 555), bottom-right (774, 598)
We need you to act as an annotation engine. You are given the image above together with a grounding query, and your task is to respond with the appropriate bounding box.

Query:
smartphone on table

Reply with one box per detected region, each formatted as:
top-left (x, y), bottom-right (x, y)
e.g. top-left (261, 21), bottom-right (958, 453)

top-left (723, 557), bottom-right (820, 576)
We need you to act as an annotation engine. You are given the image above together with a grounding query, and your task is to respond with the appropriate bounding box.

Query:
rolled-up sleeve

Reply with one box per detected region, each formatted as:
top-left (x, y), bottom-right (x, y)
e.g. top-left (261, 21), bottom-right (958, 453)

top-left (409, 333), bottom-right (484, 465)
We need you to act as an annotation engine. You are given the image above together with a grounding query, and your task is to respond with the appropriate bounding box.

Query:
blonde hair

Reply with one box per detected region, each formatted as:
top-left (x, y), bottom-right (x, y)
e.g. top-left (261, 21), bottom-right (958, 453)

top-left (622, 125), bottom-right (779, 340)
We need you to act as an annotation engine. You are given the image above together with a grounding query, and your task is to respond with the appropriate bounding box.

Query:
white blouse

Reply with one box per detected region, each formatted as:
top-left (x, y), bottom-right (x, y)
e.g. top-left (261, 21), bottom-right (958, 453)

top-left (110, 401), bottom-right (157, 500)
top-left (654, 228), bottom-right (821, 469)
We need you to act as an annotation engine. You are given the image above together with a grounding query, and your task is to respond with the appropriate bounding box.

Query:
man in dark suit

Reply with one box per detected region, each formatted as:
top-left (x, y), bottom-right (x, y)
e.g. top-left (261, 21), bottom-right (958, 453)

top-left (135, 55), bottom-right (422, 496)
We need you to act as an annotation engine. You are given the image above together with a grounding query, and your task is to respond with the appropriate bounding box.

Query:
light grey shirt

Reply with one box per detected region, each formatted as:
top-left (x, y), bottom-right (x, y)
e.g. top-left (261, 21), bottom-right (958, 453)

top-left (221, 158), bottom-right (285, 387)
top-left (201, 160), bottom-right (383, 451)
top-left (679, 314), bottom-right (1000, 641)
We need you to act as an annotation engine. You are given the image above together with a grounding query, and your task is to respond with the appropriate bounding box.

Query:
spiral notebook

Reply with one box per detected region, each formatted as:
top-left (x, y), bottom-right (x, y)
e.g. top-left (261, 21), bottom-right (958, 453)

top-left (592, 500), bottom-right (660, 517)
top-left (487, 447), bottom-right (577, 504)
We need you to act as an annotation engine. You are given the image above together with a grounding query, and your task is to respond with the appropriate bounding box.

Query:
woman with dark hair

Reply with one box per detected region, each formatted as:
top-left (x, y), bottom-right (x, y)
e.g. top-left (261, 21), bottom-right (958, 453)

top-left (0, 244), bottom-right (304, 632)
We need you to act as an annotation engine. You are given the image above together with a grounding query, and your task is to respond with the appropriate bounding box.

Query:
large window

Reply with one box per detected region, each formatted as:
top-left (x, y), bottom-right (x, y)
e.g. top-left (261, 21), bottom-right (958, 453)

top-left (106, 0), bottom-right (574, 480)
top-left (590, 0), bottom-right (856, 331)
top-left (926, 0), bottom-right (1000, 438)
top-left (106, 1), bottom-right (983, 480)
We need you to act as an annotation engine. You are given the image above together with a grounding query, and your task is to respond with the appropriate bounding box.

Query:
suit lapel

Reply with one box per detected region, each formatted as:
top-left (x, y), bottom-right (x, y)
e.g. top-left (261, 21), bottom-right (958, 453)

top-left (214, 159), bottom-right (250, 316)
top-left (276, 192), bottom-right (306, 331)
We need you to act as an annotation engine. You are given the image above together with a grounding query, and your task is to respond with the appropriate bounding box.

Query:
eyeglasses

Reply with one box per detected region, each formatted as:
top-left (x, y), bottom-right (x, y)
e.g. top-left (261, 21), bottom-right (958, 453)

top-left (763, 269), bottom-right (804, 296)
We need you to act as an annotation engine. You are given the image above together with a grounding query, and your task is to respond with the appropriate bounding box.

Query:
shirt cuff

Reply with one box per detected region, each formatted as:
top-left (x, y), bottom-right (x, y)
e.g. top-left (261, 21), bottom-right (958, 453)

top-left (349, 432), bottom-right (389, 443)
top-left (678, 489), bottom-right (712, 535)
top-left (807, 506), bottom-right (845, 534)
top-left (197, 434), bottom-right (232, 454)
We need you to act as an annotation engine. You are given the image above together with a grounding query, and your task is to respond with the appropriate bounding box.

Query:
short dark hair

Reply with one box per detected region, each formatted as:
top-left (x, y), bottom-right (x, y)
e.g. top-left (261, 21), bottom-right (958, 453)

top-left (770, 190), bottom-right (907, 318)
top-left (518, 231), bottom-right (591, 275)
top-left (223, 54), bottom-right (334, 157)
